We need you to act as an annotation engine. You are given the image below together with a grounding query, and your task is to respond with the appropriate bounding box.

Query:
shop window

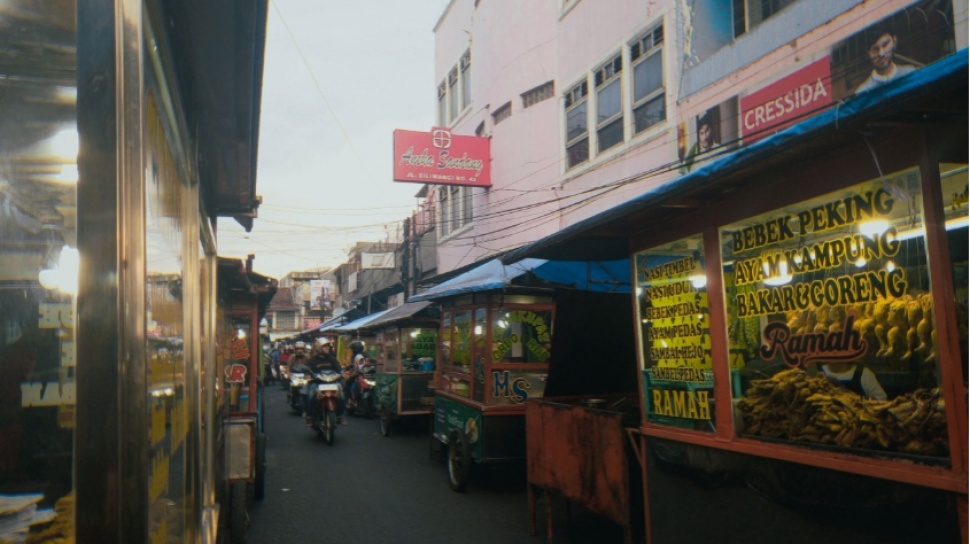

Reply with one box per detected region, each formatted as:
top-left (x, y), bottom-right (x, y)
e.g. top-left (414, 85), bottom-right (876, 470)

top-left (595, 54), bottom-right (623, 153)
top-left (564, 80), bottom-right (589, 168)
top-left (439, 312), bottom-right (452, 373)
top-left (630, 25), bottom-right (665, 134)
top-left (473, 308), bottom-right (487, 403)
top-left (722, 168), bottom-right (950, 460)
top-left (1, 4), bottom-right (78, 530)
top-left (491, 308), bottom-right (553, 363)
top-left (635, 234), bottom-right (714, 431)
top-left (447, 310), bottom-right (472, 397)
top-left (402, 327), bottom-right (437, 372)
top-left (938, 163), bottom-right (968, 386)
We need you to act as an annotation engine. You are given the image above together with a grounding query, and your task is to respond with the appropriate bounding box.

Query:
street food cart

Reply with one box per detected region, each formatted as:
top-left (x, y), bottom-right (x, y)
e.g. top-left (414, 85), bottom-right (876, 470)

top-left (501, 51), bottom-right (968, 543)
top-left (215, 257), bottom-right (277, 542)
top-left (357, 301), bottom-right (440, 436)
top-left (331, 309), bottom-right (392, 365)
top-left (410, 258), bottom-right (633, 492)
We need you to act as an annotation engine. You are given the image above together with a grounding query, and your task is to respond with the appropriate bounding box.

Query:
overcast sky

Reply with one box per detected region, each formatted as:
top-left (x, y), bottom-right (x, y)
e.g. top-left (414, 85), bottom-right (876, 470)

top-left (216, 0), bottom-right (452, 279)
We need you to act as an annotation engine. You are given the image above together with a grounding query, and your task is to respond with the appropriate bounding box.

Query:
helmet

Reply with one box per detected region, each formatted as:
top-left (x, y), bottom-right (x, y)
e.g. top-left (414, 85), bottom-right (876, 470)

top-left (349, 340), bottom-right (364, 353)
top-left (294, 341), bottom-right (306, 350)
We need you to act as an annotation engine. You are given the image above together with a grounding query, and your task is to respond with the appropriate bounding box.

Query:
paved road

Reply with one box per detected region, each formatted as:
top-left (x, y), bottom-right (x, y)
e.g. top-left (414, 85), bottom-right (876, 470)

top-left (246, 383), bottom-right (591, 544)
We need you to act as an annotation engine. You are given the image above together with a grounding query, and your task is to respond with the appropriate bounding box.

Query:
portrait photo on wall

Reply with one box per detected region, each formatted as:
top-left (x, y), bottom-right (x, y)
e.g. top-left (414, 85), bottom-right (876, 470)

top-left (677, 97), bottom-right (739, 174)
top-left (830, 0), bottom-right (956, 100)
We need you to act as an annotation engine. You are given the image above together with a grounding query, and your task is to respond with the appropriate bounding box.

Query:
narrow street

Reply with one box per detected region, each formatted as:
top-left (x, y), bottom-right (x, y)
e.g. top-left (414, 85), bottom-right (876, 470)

top-left (246, 384), bottom-right (621, 544)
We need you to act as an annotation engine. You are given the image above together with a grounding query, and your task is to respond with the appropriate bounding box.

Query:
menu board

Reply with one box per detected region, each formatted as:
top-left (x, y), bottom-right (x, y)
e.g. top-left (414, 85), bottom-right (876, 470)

top-left (635, 234), bottom-right (714, 429)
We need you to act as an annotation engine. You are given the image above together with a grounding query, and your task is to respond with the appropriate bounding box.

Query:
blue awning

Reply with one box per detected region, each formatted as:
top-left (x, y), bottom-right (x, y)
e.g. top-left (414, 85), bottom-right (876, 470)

top-left (409, 257), bottom-right (630, 302)
top-left (502, 49), bottom-right (968, 263)
top-left (331, 309), bottom-right (393, 333)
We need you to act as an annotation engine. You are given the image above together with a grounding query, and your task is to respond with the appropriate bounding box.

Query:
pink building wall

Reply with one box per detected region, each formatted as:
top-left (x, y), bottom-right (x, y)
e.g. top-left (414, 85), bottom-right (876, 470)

top-left (431, 0), bottom-right (968, 274)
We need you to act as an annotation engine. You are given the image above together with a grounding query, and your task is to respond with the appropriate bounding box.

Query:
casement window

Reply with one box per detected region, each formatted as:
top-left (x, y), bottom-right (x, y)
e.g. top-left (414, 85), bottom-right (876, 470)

top-left (440, 189), bottom-right (450, 236)
top-left (462, 186), bottom-right (474, 224)
top-left (595, 54), bottom-right (624, 153)
top-left (630, 24), bottom-right (665, 134)
top-left (564, 80), bottom-right (589, 168)
top-left (438, 82), bottom-right (447, 126)
top-left (522, 80), bottom-right (555, 109)
top-left (732, 0), bottom-right (797, 38)
top-left (437, 49), bottom-right (473, 126)
top-left (448, 67), bottom-right (459, 121)
top-left (439, 185), bottom-right (474, 237)
top-left (492, 101), bottom-right (512, 125)
top-left (460, 49), bottom-right (472, 110)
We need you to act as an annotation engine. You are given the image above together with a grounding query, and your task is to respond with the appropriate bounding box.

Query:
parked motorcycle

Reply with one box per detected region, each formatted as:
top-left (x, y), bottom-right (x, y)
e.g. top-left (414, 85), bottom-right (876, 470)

top-left (346, 362), bottom-right (377, 419)
top-left (287, 369), bottom-right (307, 413)
top-left (307, 369), bottom-right (343, 446)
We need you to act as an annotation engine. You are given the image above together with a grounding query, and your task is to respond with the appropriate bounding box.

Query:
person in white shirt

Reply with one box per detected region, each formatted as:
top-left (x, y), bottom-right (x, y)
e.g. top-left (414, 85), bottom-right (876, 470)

top-left (821, 362), bottom-right (887, 400)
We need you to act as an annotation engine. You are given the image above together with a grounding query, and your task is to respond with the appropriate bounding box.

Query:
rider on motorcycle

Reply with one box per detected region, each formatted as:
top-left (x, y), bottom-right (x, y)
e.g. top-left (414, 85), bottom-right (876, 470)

top-left (303, 341), bottom-right (347, 426)
top-left (345, 340), bottom-right (371, 407)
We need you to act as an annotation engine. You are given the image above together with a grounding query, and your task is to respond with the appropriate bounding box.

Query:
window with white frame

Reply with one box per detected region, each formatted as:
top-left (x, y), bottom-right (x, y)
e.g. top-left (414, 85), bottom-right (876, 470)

top-left (564, 80), bottom-right (589, 168)
top-left (733, 0), bottom-right (797, 38)
top-left (438, 82), bottom-right (447, 126)
top-left (630, 24), bottom-right (665, 134)
top-left (437, 50), bottom-right (473, 126)
top-left (595, 54), bottom-right (624, 153)
top-left (448, 67), bottom-right (459, 121)
top-left (460, 49), bottom-right (471, 110)
top-left (439, 188), bottom-right (450, 236)
top-left (439, 185), bottom-right (474, 237)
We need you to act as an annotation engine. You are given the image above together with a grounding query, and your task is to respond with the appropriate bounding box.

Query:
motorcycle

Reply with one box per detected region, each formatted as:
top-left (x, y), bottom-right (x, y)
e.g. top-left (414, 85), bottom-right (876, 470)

top-left (287, 369), bottom-right (307, 413)
top-left (307, 369), bottom-right (343, 446)
top-left (345, 362), bottom-right (377, 419)
top-left (279, 363), bottom-right (291, 390)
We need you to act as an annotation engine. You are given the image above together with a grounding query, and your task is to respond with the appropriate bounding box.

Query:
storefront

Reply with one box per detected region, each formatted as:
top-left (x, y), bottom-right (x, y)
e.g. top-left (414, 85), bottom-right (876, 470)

top-left (504, 52), bottom-right (968, 542)
top-left (0, 2), bottom-right (267, 542)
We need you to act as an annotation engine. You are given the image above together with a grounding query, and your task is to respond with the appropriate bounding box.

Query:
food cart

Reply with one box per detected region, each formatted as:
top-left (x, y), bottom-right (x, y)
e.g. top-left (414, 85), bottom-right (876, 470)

top-left (215, 257), bottom-right (277, 543)
top-left (500, 52), bottom-right (968, 543)
top-left (410, 258), bottom-right (633, 492)
top-left (357, 301), bottom-right (440, 436)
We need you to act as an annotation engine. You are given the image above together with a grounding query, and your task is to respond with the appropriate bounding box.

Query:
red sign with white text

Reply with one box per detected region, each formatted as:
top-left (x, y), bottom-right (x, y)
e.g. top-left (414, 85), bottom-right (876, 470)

top-left (740, 57), bottom-right (832, 144)
top-left (393, 127), bottom-right (491, 187)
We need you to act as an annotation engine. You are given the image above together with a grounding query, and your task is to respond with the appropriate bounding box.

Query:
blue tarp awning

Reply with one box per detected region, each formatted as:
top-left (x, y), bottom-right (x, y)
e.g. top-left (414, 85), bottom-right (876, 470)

top-left (409, 257), bottom-right (630, 302)
top-left (331, 308), bottom-right (393, 333)
top-left (502, 49), bottom-right (968, 263)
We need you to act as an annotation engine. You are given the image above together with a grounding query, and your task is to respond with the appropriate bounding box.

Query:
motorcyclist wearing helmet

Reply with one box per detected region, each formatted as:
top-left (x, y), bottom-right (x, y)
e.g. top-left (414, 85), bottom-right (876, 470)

top-left (345, 340), bottom-right (369, 411)
top-left (303, 341), bottom-right (346, 425)
top-left (288, 341), bottom-right (311, 372)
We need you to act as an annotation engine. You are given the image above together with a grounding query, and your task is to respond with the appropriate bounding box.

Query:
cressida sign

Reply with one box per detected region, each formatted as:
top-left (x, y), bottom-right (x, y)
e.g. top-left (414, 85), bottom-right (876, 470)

top-left (393, 127), bottom-right (491, 188)
top-left (740, 57), bottom-right (832, 144)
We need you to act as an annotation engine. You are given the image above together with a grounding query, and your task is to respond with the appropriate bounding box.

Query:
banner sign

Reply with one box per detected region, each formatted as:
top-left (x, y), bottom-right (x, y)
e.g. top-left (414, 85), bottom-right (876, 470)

top-left (393, 127), bottom-right (491, 187)
top-left (740, 57), bottom-right (832, 144)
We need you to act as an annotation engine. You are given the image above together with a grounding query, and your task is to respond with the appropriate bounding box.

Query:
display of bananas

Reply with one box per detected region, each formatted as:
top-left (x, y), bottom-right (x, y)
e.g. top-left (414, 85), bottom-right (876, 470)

top-left (26, 493), bottom-right (74, 544)
top-left (737, 368), bottom-right (949, 457)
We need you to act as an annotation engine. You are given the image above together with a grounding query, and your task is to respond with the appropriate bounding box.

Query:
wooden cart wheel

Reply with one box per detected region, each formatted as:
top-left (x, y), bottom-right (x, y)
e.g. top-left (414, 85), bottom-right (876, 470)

top-left (230, 481), bottom-right (248, 544)
top-left (447, 430), bottom-right (472, 492)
